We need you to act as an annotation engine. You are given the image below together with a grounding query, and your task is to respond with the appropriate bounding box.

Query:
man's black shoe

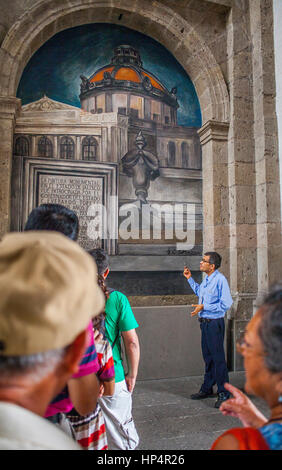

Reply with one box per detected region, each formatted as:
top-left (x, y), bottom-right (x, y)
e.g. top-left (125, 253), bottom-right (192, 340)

top-left (214, 392), bottom-right (229, 408)
top-left (190, 390), bottom-right (214, 400)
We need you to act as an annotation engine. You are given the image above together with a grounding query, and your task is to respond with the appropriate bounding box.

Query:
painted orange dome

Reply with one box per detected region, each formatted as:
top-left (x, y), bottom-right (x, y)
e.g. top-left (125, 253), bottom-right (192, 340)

top-left (115, 67), bottom-right (141, 82)
top-left (90, 66), bottom-right (114, 83)
top-left (142, 71), bottom-right (164, 91)
top-left (81, 45), bottom-right (176, 108)
top-left (89, 65), bottom-right (165, 92)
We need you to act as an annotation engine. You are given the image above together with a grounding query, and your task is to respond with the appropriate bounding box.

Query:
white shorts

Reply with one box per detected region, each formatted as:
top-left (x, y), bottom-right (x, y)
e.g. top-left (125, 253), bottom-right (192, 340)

top-left (98, 379), bottom-right (139, 450)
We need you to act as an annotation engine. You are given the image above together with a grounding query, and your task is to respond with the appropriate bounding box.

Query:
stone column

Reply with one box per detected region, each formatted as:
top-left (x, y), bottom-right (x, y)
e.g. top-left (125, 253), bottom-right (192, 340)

top-left (198, 120), bottom-right (230, 278)
top-left (0, 96), bottom-right (21, 238)
top-left (250, 0), bottom-right (282, 302)
top-left (225, 2), bottom-right (258, 369)
top-left (224, 0), bottom-right (281, 370)
top-left (198, 120), bottom-right (235, 368)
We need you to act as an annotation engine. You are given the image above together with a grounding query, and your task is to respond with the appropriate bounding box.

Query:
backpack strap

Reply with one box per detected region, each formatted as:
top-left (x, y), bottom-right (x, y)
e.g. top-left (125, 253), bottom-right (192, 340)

top-left (107, 288), bottom-right (119, 349)
top-left (111, 331), bottom-right (120, 349)
top-left (107, 287), bottom-right (116, 294)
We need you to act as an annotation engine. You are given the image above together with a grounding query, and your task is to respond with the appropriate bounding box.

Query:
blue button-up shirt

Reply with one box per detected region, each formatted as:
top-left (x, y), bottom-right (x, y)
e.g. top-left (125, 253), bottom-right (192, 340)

top-left (187, 270), bottom-right (233, 319)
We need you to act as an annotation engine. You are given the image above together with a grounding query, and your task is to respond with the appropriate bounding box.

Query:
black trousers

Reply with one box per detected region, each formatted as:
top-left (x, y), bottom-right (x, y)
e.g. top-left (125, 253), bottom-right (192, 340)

top-left (199, 318), bottom-right (230, 395)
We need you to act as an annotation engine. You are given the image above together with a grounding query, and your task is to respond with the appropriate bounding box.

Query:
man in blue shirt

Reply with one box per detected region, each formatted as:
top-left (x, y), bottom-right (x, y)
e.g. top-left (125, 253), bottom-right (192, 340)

top-left (184, 252), bottom-right (233, 408)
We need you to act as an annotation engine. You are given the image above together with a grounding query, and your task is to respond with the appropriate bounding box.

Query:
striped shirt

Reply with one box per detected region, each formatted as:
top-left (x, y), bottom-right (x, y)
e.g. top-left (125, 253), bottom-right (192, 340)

top-left (45, 321), bottom-right (99, 417)
top-left (96, 337), bottom-right (115, 383)
top-left (66, 338), bottom-right (115, 450)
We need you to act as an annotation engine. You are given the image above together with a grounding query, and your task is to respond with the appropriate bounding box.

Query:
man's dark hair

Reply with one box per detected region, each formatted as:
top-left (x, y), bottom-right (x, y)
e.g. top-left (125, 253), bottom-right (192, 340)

top-left (204, 251), bottom-right (222, 270)
top-left (258, 281), bottom-right (282, 373)
top-left (88, 248), bottom-right (109, 276)
top-left (24, 204), bottom-right (79, 241)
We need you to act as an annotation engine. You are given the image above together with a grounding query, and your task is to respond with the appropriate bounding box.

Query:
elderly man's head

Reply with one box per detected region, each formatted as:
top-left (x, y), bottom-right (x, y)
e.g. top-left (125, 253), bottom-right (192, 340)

top-left (0, 231), bottom-right (104, 414)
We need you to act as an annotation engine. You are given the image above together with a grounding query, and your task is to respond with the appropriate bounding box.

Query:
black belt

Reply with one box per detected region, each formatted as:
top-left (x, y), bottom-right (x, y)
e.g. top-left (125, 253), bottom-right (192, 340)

top-left (198, 317), bottom-right (216, 323)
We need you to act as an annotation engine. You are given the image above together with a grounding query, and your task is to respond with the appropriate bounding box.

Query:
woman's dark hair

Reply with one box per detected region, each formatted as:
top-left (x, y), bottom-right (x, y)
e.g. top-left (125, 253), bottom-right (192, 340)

top-left (88, 248), bottom-right (110, 332)
top-left (204, 251), bottom-right (222, 270)
top-left (258, 281), bottom-right (282, 373)
top-left (24, 204), bottom-right (79, 241)
top-left (88, 248), bottom-right (109, 275)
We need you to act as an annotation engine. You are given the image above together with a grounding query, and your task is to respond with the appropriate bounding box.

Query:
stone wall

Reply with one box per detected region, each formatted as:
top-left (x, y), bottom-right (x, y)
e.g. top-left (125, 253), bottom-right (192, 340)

top-left (132, 305), bottom-right (204, 380)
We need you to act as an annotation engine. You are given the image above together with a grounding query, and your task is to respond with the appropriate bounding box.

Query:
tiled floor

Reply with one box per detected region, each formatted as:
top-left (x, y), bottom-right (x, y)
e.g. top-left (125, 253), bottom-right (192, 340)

top-left (133, 371), bottom-right (269, 450)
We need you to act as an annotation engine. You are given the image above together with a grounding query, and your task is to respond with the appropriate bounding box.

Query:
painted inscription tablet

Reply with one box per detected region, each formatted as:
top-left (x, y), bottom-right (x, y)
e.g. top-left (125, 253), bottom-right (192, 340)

top-left (38, 173), bottom-right (103, 250)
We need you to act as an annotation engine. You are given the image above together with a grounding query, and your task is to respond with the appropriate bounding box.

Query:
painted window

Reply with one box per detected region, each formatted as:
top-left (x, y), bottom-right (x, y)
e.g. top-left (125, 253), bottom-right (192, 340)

top-left (181, 142), bottom-right (189, 168)
top-left (96, 94), bottom-right (105, 113)
top-left (163, 104), bottom-right (171, 125)
top-left (15, 136), bottom-right (29, 156)
top-left (38, 136), bottom-right (52, 157)
top-left (168, 141), bottom-right (176, 167)
top-left (60, 136), bottom-right (74, 159)
top-left (130, 95), bottom-right (144, 119)
top-left (112, 93), bottom-right (127, 114)
top-left (151, 100), bottom-right (161, 122)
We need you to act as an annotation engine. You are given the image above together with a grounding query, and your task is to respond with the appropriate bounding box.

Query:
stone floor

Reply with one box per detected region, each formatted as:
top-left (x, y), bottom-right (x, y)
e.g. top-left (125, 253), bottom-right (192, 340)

top-left (132, 371), bottom-right (269, 450)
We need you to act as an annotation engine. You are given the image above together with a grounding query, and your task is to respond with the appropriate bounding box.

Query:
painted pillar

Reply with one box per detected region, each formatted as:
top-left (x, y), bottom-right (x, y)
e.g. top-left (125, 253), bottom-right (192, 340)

top-left (0, 96), bottom-right (21, 238)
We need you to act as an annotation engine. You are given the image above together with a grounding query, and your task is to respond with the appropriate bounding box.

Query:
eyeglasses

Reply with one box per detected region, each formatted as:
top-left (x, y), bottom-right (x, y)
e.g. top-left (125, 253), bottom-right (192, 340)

top-left (236, 336), bottom-right (251, 354)
top-left (236, 334), bottom-right (264, 357)
top-left (200, 259), bottom-right (211, 264)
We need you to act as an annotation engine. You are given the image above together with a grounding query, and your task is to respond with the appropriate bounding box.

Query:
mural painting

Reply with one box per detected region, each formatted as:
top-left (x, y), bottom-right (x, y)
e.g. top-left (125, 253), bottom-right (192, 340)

top-left (13, 24), bottom-right (203, 295)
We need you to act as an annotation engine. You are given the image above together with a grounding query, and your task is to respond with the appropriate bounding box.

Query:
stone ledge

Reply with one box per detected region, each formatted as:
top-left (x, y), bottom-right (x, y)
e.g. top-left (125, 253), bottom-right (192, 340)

top-left (128, 294), bottom-right (198, 307)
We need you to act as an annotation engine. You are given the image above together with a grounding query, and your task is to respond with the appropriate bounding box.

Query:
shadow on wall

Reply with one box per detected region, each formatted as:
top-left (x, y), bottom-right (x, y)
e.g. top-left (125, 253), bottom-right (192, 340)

top-left (107, 270), bottom-right (202, 296)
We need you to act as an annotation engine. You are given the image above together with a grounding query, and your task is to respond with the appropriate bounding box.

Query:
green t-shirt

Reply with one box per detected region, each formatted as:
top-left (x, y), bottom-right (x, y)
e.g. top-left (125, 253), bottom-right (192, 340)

top-left (105, 291), bottom-right (139, 383)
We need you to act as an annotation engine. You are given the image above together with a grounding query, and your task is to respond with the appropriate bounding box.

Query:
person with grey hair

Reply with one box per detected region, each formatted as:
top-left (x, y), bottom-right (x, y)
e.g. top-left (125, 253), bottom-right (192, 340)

top-left (211, 282), bottom-right (282, 450)
top-left (0, 231), bottom-right (104, 450)
top-left (24, 204), bottom-right (101, 433)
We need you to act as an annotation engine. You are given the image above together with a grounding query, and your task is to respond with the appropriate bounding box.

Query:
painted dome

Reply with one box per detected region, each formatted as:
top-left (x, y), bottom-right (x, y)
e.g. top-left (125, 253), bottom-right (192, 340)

top-left (89, 45), bottom-right (166, 93)
top-left (80, 45), bottom-right (178, 109)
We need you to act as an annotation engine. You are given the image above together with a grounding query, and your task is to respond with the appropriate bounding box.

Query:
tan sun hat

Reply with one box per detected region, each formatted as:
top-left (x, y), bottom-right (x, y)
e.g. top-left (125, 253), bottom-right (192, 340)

top-left (0, 231), bottom-right (105, 356)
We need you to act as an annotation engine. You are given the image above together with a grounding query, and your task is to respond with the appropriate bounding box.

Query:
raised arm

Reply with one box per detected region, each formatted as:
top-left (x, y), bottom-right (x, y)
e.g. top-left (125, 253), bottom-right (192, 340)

top-left (183, 266), bottom-right (200, 296)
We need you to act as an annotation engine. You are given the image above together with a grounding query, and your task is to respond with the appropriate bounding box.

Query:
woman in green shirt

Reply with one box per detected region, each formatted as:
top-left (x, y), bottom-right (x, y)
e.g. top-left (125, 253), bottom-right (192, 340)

top-left (88, 248), bottom-right (140, 450)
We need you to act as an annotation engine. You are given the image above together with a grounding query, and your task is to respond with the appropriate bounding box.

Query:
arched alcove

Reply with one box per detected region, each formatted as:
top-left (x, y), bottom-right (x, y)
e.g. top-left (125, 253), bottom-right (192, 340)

top-left (0, 0), bottom-right (234, 377)
top-left (0, 0), bottom-right (229, 125)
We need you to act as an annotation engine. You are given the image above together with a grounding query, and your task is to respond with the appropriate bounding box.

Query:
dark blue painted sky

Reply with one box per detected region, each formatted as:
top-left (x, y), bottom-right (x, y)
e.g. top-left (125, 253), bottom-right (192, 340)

top-left (17, 23), bottom-right (202, 127)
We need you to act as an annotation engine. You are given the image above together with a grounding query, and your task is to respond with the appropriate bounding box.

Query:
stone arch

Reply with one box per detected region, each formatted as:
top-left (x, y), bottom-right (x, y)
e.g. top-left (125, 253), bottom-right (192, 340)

top-left (0, 0), bottom-right (229, 124)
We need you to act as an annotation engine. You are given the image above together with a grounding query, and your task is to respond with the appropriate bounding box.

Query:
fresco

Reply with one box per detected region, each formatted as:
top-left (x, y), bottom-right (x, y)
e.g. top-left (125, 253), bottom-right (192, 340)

top-left (14, 23), bottom-right (203, 295)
